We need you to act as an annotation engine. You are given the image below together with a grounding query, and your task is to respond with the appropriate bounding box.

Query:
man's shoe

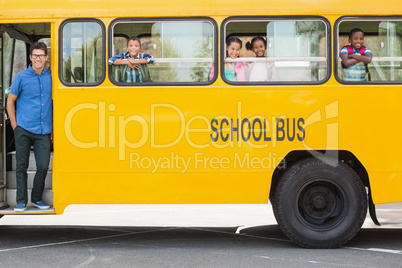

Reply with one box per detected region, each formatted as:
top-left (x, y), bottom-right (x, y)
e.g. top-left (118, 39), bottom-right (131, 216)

top-left (14, 203), bottom-right (26, 212)
top-left (31, 200), bottom-right (50, 209)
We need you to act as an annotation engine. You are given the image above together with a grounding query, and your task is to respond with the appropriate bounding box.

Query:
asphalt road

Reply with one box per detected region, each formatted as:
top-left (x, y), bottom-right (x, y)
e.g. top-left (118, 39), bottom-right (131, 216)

top-left (0, 203), bottom-right (401, 268)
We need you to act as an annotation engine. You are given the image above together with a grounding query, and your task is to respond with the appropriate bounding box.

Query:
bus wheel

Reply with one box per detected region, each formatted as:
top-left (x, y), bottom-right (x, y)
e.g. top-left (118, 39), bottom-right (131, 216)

top-left (273, 158), bottom-right (367, 248)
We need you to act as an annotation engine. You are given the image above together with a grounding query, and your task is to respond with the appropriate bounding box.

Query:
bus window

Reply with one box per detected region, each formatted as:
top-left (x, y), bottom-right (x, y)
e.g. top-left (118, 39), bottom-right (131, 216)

top-left (109, 19), bottom-right (216, 84)
top-left (223, 18), bottom-right (329, 84)
top-left (3, 33), bottom-right (14, 89)
top-left (337, 18), bottom-right (402, 83)
top-left (2, 33), bottom-right (27, 89)
top-left (60, 20), bottom-right (105, 85)
top-left (11, 39), bottom-right (27, 80)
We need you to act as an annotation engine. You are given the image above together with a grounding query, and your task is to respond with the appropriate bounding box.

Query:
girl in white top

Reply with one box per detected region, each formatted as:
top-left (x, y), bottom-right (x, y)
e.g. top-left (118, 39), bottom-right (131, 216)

top-left (245, 36), bottom-right (276, 82)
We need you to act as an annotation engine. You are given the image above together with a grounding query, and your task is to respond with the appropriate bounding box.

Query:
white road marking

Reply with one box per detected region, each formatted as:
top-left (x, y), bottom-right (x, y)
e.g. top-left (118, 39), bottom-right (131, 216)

top-left (344, 247), bottom-right (402, 255)
top-left (191, 226), bottom-right (291, 243)
top-left (72, 248), bottom-right (96, 268)
top-left (0, 227), bottom-right (175, 252)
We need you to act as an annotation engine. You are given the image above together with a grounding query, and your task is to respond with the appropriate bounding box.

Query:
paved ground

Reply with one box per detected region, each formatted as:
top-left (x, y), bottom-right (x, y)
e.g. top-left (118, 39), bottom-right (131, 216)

top-left (0, 203), bottom-right (401, 267)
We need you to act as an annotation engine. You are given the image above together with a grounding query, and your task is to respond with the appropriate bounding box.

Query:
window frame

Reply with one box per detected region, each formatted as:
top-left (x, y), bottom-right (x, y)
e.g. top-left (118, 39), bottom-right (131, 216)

top-left (334, 16), bottom-right (402, 85)
top-left (221, 16), bottom-right (331, 86)
top-left (59, 18), bottom-right (106, 87)
top-left (108, 17), bottom-right (218, 86)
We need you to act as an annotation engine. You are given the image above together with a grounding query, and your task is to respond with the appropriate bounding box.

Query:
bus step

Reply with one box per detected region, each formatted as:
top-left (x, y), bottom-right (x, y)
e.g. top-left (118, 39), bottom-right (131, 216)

top-left (5, 151), bottom-right (53, 209)
top-left (0, 206), bottom-right (55, 214)
top-left (6, 189), bottom-right (54, 207)
top-left (6, 151), bottom-right (53, 171)
top-left (6, 171), bottom-right (52, 189)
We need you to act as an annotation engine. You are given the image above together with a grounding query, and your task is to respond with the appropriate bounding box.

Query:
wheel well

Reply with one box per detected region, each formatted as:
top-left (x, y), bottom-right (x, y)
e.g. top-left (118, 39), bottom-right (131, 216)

top-left (269, 150), bottom-right (370, 203)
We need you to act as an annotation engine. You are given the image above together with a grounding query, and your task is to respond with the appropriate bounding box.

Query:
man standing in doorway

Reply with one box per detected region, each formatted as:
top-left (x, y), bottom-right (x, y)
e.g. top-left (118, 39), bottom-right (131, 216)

top-left (7, 42), bottom-right (52, 212)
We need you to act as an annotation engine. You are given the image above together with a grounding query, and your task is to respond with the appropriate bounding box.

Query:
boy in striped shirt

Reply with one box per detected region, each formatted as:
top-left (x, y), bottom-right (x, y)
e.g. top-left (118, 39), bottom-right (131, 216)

top-left (340, 28), bottom-right (373, 81)
top-left (109, 36), bottom-right (154, 82)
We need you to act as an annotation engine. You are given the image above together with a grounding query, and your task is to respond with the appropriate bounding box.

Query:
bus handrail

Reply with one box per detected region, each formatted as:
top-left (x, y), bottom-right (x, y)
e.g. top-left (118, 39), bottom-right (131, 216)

top-left (154, 58), bottom-right (213, 63)
top-left (151, 57), bottom-right (402, 63)
top-left (225, 57), bottom-right (326, 62)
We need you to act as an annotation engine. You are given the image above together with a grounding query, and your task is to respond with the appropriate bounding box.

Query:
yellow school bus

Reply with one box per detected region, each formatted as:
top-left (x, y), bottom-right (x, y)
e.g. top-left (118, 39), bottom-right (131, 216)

top-left (0, 0), bottom-right (401, 248)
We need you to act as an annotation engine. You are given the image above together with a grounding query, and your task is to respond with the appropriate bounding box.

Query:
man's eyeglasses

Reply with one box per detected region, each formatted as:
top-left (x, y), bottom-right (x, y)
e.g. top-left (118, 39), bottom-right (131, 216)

top-left (31, 54), bottom-right (47, 60)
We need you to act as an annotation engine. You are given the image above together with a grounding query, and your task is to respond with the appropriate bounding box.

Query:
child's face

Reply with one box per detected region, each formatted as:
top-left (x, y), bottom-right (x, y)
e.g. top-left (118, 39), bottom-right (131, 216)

top-left (349, 32), bottom-right (364, 50)
top-left (127, 40), bottom-right (141, 57)
top-left (226, 42), bottom-right (241, 59)
top-left (252, 40), bottom-right (266, 57)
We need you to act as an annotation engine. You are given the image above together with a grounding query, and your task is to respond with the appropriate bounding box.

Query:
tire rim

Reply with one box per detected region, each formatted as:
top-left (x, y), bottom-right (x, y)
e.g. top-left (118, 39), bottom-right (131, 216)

top-left (297, 179), bottom-right (346, 230)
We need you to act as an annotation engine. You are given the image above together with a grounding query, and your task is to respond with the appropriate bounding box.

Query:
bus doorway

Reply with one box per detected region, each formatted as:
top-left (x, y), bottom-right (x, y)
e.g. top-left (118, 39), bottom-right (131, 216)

top-left (0, 23), bottom-right (52, 213)
top-left (0, 31), bottom-right (6, 209)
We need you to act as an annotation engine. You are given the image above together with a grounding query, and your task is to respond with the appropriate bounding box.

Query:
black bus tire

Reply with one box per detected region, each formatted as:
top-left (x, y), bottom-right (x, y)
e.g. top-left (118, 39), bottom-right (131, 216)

top-left (273, 158), bottom-right (367, 248)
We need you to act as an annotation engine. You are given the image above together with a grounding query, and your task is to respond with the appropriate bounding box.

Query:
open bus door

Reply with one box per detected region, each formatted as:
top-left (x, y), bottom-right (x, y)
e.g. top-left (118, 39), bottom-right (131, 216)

top-left (0, 27), bottom-right (9, 210)
top-left (0, 25), bottom-right (33, 211)
top-left (0, 23), bottom-right (52, 213)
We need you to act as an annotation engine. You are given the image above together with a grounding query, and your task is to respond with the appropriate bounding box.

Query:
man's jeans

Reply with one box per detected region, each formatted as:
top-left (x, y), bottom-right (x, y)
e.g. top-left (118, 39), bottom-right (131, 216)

top-left (14, 126), bottom-right (51, 204)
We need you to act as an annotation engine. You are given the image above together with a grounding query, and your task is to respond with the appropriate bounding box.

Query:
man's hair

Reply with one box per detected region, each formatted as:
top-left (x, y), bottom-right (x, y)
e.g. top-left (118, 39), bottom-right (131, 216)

top-left (127, 36), bottom-right (141, 47)
top-left (349, 28), bottom-right (364, 39)
top-left (30, 42), bottom-right (48, 55)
